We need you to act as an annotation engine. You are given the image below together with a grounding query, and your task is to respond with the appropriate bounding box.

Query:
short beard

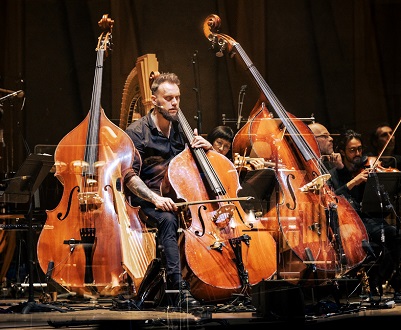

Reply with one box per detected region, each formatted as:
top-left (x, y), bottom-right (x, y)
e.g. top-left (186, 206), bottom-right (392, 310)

top-left (157, 105), bottom-right (178, 122)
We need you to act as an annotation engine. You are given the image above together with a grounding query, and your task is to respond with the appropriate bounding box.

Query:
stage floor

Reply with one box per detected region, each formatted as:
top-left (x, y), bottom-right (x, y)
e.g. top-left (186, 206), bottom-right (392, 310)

top-left (1, 282), bottom-right (401, 329)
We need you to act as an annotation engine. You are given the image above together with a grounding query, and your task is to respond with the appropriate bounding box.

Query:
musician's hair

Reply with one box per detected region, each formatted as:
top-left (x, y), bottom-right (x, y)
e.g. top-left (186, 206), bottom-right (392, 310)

top-left (150, 72), bottom-right (180, 95)
top-left (337, 129), bottom-right (363, 152)
top-left (207, 126), bottom-right (234, 144)
top-left (370, 122), bottom-right (392, 149)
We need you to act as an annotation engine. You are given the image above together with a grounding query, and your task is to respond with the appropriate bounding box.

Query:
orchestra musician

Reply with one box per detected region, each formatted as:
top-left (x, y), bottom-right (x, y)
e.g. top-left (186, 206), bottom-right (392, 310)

top-left (207, 125), bottom-right (265, 169)
top-left (308, 122), bottom-right (343, 170)
top-left (368, 123), bottom-right (401, 171)
top-left (123, 72), bottom-right (211, 308)
top-left (327, 129), bottom-right (401, 298)
top-left (207, 126), bottom-right (234, 158)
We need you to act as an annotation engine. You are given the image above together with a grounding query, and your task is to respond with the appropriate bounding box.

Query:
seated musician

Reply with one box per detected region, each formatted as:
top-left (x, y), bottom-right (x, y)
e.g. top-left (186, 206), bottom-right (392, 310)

top-left (327, 129), bottom-right (401, 299)
top-left (367, 122), bottom-right (401, 171)
top-left (308, 122), bottom-right (343, 170)
top-left (207, 125), bottom-right (265, 169)
top-left (123, 72), bottom-right (210, 308)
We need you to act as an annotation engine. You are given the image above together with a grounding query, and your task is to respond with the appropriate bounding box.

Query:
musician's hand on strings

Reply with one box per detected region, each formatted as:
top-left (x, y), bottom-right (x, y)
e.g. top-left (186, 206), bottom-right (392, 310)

top-left (192, 128), bottom-right (213, 150)
top-left (249, 158), bottom-right (265, 170)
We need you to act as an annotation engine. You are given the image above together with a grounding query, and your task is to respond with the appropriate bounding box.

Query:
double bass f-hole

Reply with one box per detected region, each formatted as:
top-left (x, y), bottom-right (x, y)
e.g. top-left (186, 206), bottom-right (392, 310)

top-left (285, 173), bottom-right (296, 210)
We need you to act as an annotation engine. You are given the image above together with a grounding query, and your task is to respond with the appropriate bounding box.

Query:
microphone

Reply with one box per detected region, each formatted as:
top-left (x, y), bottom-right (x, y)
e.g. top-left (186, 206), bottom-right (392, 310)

top-left (2, 175), bottom-right (31, 182)
top-left (45, 261), bottom-right (54, 282)
top-left (237, 85), bottom-right (247, 130)
top-left (236, 115), bottom-right (242, 130)
top-left (155, 104), bottom-right (180, 112)
top-left (305, 247), bottom-right (316, 272)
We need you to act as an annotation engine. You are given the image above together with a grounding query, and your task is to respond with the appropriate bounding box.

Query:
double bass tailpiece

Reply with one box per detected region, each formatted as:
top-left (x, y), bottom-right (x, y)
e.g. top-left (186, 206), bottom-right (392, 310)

top-left (299, 174), bottom-right (331, 193)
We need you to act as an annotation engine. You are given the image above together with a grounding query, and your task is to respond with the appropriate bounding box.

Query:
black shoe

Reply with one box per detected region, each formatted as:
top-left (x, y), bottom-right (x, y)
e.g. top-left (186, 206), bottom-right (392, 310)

top-left (176, 281), bottom-right (200, 309)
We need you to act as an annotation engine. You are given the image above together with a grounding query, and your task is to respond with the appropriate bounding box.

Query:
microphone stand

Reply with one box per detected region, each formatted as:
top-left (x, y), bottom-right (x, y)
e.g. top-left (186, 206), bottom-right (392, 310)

top-left (369, 171), bottom-right (394, 298)
top-left (387, 175), bottom-right (401, 301)
top-left (3, 154), bottom-right (65, 313)
top-left (236, 85), bottom-right (247, 130)
top-left (192, 51), bottom-right (202, 134)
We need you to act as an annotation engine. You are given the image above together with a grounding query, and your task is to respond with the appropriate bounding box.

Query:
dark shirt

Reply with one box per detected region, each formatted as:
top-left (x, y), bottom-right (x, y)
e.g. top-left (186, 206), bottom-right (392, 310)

top-left (125, 109), bottom-right (185, 194)
top-left (322, 160), bottom-right (336, 172)
top-left (328, 166), bottom-right (394, 218)
top-left (328, 167), bottom-right (365, 214)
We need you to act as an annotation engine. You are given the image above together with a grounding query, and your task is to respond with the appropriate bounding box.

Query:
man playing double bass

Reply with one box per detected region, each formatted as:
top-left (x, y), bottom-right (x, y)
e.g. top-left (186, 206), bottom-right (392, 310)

top-left (123, 72), bottom-right (212, 308)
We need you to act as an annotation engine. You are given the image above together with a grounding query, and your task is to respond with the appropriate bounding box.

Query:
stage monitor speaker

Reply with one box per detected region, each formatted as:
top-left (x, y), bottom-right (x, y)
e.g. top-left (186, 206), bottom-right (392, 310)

top-left (251, 281), bottom-right (305, 323)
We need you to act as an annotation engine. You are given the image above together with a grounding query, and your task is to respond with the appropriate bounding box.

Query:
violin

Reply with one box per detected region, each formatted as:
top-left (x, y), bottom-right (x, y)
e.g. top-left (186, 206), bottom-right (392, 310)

top-left (233, 153), bottom-right (285, 171)
top-left (358, 156), bottom-right (399, 173)
top-left (362, 119), bottom-right (401, 173)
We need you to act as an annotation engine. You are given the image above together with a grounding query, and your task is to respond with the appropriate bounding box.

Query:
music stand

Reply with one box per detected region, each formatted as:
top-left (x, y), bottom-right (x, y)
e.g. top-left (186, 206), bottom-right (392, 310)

top-left (1, 153), bottom-right (65, 313)
top-left (361, 172), bottom-right (401, 215)
top-left (238, 168), bottom-right (276, 216)
top-left (361, 171), bottom-right (401, 298)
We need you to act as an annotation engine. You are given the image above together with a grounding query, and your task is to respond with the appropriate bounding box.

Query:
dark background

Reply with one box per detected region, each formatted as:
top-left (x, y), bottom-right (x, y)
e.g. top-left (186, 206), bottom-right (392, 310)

top-left (1, 0), bottom-right (401, 175)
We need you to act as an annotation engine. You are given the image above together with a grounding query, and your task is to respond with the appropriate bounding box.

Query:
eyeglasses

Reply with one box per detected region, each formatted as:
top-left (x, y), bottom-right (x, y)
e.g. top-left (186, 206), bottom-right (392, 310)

top-left (347, 146), bottom-right (363, 153)
top-left (213, 140), bottom-right (231, 151)
top-left (315, 134), bottom-right (331, 139)
top-left (378, 131), bottom-right (393, 138)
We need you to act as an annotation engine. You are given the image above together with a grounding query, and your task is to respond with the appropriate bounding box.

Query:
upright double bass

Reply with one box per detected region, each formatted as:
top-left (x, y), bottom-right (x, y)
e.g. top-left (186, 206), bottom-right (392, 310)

top-left (37, 15), bottom-right (155, 295)
top-left (162, 108), bottom-right (276, 303)
top-left (203, 14), bottom-right (368, 280)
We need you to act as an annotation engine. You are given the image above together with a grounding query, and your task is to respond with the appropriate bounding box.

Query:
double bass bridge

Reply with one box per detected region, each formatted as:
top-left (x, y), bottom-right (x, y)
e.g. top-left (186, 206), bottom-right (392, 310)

top-left (211, 204), bottom-right (236, 228)
top-left (78, 192), bottom-right (103, 212)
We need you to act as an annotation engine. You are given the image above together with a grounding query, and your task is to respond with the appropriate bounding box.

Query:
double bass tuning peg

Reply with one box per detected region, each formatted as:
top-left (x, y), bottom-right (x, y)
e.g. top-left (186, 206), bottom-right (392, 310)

top-left (215, 39), bottom-right (236, 58)
top-left (208, 35), bottom-right (229, 58)
top-left (216, 40), bottom-right (227, 57)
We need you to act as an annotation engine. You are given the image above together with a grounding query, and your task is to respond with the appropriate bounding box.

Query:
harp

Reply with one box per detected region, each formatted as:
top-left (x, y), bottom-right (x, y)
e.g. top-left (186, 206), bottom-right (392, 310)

top-left (119, 54), bottom-right (159, 129)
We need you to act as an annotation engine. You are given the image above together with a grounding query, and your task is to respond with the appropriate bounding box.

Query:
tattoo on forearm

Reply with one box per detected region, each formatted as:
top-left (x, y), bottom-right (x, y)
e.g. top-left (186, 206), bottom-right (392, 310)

top-left (127, 176), bottom-right (155, 203)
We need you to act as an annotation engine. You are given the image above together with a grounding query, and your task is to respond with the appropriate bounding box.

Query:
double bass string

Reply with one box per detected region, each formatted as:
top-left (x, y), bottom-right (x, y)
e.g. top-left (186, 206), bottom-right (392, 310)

top-left (177, 109), bottom-right (226, 197)
top-left (237, 44), bottom-right (329, 177)
top-left (176, 108), bottom-right (249, 234)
